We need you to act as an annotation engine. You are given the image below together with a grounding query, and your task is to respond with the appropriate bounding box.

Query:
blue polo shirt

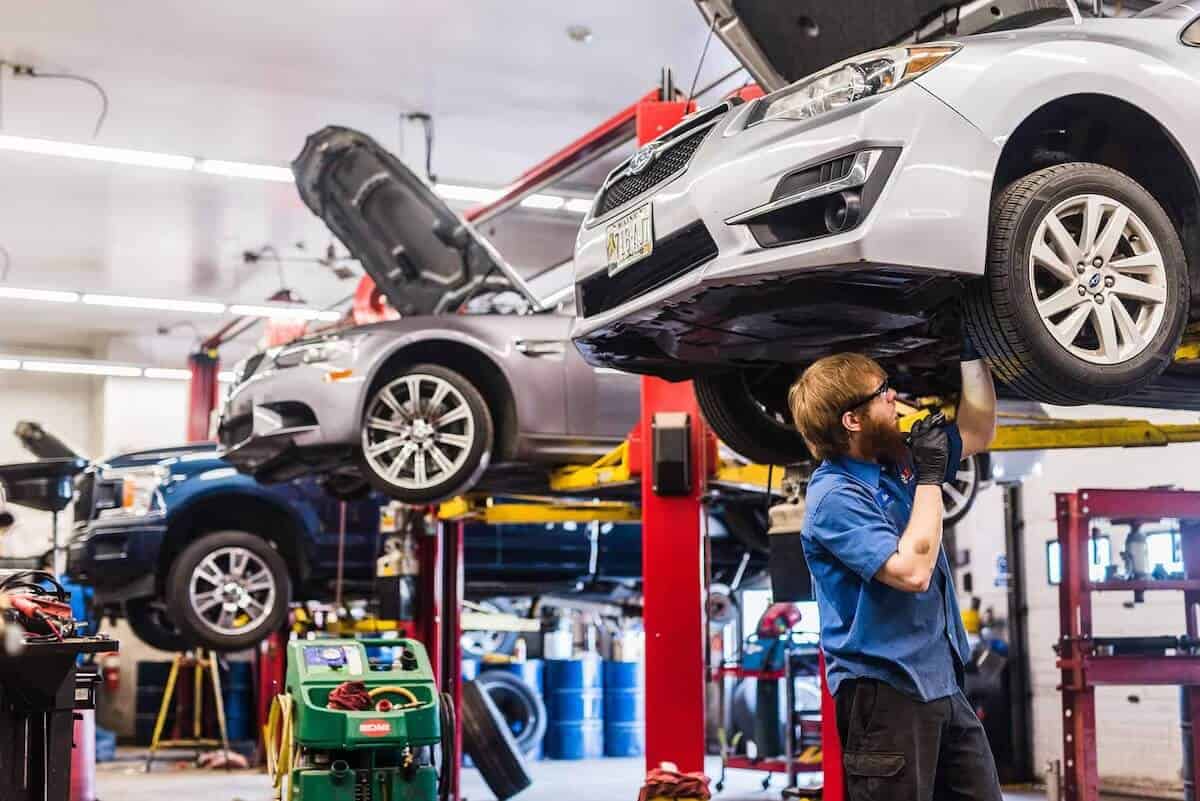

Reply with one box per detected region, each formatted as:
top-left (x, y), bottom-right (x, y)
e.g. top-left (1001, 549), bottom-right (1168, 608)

top-left (801, 425), bottom-right (972, 702)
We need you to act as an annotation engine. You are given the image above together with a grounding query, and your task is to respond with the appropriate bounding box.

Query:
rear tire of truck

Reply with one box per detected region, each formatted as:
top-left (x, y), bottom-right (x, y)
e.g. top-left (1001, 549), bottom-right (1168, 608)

top-left (461, 679), bottom-right (531, 800)
top-left (124, 598), bottom-right (189, 653)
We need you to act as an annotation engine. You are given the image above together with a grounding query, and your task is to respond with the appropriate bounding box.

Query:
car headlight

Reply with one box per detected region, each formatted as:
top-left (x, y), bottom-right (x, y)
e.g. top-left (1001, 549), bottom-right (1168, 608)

top-left (758, 44), bottom-right (961, 124)
top-left (96, 466), bottom-right (166, 519)
top-left (273, 338), bottom-right (355, 369)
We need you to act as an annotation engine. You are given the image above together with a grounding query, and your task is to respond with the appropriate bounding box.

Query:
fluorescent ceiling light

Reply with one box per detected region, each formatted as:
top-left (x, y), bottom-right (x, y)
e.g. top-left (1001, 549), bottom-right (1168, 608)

top-left (228, 304), bottom-right (342, 322)
top-left (22, 360), bottom-right (143, 378)
top-left (0, 359), bottom-right (19, 370)
top-left (0, 134), bottom-right (584, 215)
top-left (520, 194), bottom-right (565, 210)
top-left (434, 183), bottom-right (503, 203)
top-left (143, 367), bottom-right (193, 380)
top-left (82, 294), bottom-right (227, 314)
top-left (0, 134), bottom-right (196, 171)
top-left (196, 159), bottom-right (293, 182)
top-left (0, 287), bottom-right (80, 303)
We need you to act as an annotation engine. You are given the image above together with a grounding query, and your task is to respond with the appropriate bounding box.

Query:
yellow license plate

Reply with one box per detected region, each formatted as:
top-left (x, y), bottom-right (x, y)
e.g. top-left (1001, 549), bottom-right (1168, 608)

top-left (605, 204), bottom-right (654, 276)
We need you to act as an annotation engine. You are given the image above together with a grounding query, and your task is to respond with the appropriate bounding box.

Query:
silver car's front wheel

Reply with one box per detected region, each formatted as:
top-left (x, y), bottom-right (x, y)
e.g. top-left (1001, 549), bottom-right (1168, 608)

top-left (359, 363), bottom-right (494, 503)
top-left (1029, 193), bottom-right (1167, 365)
top-left (965, 162), bottom-right (1188, 406)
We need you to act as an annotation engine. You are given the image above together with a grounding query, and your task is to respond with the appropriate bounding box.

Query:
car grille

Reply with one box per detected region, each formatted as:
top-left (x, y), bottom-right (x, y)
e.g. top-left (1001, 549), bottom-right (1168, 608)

top-left (221, 414), bottom-right (253, 447)
top-left (578, 221), bottom-right (718, 318)
top-left (239, 352), bottom-right (266, 384)
top-left (594, 127), bottom-right (711, 218)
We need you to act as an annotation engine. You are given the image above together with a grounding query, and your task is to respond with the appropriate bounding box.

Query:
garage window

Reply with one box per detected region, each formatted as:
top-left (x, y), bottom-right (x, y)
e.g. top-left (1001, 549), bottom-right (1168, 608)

top-left (1183, 17), bottom-right (1200, 46)
top-left (1046, 536), bottom-right (1111, 585)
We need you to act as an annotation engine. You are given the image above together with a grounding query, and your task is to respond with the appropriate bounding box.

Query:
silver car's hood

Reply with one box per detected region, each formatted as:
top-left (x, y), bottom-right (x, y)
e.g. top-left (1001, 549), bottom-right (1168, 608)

top-left (292, 126), bottom-right (537, 317)
top-left (695, 0), bottom-right (1086, 92)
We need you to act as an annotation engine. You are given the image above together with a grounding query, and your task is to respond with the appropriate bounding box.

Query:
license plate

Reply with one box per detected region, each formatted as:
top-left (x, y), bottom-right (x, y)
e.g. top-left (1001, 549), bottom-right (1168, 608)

top-left (605, 204), bottom-right (654, 276)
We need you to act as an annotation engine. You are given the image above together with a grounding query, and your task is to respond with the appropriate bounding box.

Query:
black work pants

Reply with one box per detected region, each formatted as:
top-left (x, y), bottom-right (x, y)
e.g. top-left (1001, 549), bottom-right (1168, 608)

top-left (835, 678), bottom-right (1002, 801)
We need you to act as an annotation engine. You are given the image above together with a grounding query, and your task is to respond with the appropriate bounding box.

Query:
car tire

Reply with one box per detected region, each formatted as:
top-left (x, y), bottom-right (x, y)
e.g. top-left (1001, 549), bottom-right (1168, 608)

top-left (474, 670), bottom-right (548, 756)
top-left (165, 530), bottom-right (291, 653)
top-left (943, 453), bottom-right (984, 527)
top-left (695, 369), bottom-right (810, 466)
top-left (965, 163), bottom-right (1189, 405)
top-left (461, 598), bottom-right (520, 659)
top-left (358, 363), bottom-right (494, 504)
top-left (461, 679), bottom-right (531, 801)
top-left (124, 598), bottom-right (189, 653)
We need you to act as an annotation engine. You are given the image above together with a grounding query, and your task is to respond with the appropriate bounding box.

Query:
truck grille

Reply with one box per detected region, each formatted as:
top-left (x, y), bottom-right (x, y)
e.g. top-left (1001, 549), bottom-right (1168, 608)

top-left (73, 471), bottom-right (95, 525)
top-left (578, 221), bottom-right (717, 317)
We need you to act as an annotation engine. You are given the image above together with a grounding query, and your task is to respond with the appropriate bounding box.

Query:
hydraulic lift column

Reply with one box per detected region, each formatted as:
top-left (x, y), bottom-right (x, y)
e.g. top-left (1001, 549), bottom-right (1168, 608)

top-left (633, 90), bottom-right (710, 774)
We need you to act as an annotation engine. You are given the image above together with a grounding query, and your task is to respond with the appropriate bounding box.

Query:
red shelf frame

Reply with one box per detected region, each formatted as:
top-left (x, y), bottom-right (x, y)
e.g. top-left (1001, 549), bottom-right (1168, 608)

top-left (1055, 489), bottom-right (1200, 801)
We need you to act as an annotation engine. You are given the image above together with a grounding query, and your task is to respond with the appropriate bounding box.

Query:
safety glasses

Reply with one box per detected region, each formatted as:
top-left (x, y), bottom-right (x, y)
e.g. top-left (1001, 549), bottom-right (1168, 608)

top-left (840, 376), bottom-right (889, 417)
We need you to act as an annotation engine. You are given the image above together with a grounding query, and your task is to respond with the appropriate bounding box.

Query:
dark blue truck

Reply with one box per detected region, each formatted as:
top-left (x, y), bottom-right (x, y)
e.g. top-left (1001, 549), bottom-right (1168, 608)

top-left (66, 443), bottom-right (761, 652)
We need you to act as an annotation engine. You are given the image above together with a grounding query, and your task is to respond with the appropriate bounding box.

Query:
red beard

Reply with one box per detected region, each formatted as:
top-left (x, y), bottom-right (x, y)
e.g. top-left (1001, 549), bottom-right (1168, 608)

top-left (859, 413), bottom-right (908, 464)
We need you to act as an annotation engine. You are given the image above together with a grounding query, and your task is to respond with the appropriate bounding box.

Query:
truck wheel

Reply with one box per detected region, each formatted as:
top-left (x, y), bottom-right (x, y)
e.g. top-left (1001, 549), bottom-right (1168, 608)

top-left (965, 163), bottom-right (1188, 405)
top-left (124, 598), bottom-right (189, 653)
top-left (165, 530), bottom-right (290, 652)
top-left (358, 364), bottom-right (494, 504)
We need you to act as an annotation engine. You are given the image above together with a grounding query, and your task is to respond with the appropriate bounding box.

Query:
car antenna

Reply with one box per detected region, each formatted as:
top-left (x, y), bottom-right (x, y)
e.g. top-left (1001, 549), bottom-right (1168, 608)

top-left (686, 12), bottom-right (720, 106)
top-left (402, 112), bottom-right (436, 183)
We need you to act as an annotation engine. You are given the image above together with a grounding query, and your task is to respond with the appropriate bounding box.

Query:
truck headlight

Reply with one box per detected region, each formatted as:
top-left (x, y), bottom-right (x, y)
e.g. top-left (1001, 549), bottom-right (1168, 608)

top-left (97, 467), bottom-right (166, 519)
top-left (758, 44), bottom-right (961, 124)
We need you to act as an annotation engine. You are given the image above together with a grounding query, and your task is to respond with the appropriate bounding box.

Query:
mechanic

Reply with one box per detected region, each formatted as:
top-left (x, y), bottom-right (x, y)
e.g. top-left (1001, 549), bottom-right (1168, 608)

top-left (787, 334), bottom-right (998, 801)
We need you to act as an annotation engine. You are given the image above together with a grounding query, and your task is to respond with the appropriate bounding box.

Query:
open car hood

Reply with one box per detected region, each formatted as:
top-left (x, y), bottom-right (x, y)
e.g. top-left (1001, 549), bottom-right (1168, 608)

top-left (293, 126), bottom-right (538, 317)
top-left (695, 0), bottom-right (1074, 92)
top-left (0, 458), bottom-right (88, 513)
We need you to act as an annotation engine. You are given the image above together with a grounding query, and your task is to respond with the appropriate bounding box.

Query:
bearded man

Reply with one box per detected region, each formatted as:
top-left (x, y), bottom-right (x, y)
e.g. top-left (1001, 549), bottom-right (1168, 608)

top-left (787, 340), bottom-right (998, 801)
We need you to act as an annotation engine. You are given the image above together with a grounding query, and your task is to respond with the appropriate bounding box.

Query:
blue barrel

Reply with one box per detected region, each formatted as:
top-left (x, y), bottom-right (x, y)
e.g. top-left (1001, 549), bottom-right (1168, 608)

top-left (221, 662), bottom-right (254, 742)
top-left (543, 658), bottom-right (603, 759)
top-left (483, 660), bottom-right (545, 759)
top-left (602, 660), bottom-right (644, 757)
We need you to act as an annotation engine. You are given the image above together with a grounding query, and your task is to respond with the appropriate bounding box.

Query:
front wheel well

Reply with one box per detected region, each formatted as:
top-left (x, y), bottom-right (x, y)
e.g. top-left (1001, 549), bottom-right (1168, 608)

top-left (993, 92), bottom-right (1200, 311)
top-left (159, 494), bottom-right (308, 592)
top-left (368, 340), bottom-right (518, 461)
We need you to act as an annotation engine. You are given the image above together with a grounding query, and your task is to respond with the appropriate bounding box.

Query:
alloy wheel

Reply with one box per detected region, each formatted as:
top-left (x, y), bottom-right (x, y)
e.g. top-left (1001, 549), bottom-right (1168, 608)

top-left (362, 373), bottom-right (476, 490)
top-left (942, 455), bottom-right (979, 523)
top-left (1029, 193), bottom-right (1167, 365)
top-left (188, 545), bottom-right (277, 637)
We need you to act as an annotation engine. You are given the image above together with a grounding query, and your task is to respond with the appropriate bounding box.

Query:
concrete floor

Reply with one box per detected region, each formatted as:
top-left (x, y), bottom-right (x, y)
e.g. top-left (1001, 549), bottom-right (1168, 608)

top-left (96, 749), bottom-right (1047, 801)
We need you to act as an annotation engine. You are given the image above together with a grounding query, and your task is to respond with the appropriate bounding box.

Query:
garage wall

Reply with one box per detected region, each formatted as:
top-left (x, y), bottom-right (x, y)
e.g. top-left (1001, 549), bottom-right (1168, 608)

top-left (0, 347), bottom-right (98, 558)
top-left (96, 375), bottom-right (190, 457)
top-left (954, 403), bottom-right (1200, 792)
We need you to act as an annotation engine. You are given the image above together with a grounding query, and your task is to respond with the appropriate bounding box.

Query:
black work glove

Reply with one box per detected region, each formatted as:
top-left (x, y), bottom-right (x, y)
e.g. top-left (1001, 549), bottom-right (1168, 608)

top-left (908, 412), bottom-right (950, 486)
top-left (961, 315), bottom-right (982, 362)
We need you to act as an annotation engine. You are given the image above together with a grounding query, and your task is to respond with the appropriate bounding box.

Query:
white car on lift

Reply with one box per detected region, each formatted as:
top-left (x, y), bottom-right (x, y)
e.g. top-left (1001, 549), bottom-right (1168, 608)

top-left (570, 0), bottom-right (1200, 467)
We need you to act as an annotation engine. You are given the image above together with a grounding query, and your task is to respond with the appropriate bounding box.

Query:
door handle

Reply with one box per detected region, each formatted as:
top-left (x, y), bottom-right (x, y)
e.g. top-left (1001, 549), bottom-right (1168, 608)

top-left (514, 339), bottom-right (565, 358)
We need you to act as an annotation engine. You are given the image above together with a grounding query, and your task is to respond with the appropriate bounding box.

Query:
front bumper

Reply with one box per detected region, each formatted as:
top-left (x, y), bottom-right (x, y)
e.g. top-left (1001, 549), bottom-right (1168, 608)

top-left (66, 521), bottom-right (167, 600)
top-left (218, 353), bottom-right (368, 479)
top-left (570, 82), bottom-right (999, 376)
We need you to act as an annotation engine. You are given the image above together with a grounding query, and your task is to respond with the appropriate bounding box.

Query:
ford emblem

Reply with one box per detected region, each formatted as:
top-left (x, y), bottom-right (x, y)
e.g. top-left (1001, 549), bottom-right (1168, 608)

top-left (628, 143), bottom-right (658, 175)
top-left (1088, 273), bottom-right (1102, 289)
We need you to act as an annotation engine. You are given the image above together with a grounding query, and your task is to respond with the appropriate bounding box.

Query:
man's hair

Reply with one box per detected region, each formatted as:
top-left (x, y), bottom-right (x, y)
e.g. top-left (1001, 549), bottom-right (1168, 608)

top-left (788, 353), bottom-right (885, 461)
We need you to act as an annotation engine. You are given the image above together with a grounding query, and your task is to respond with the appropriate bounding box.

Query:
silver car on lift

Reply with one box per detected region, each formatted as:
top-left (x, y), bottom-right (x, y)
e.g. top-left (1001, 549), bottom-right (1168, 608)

top-left (219, 127), bottom-right (639, 503)
top-left (571, 0), bottom-right (1200, 466)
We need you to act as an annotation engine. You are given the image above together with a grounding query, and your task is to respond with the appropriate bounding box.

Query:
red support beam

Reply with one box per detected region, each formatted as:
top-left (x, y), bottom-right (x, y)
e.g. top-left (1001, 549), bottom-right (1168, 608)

top-left (639, 376), bottom-right (709, 774)
top-left (186, 349), bottom-right (220, 442)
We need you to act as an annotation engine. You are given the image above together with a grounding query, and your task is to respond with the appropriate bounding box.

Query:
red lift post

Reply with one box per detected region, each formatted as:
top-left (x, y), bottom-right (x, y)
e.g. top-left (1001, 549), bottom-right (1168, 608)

top-left (1055, 488), bottom-right (1200, 801)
